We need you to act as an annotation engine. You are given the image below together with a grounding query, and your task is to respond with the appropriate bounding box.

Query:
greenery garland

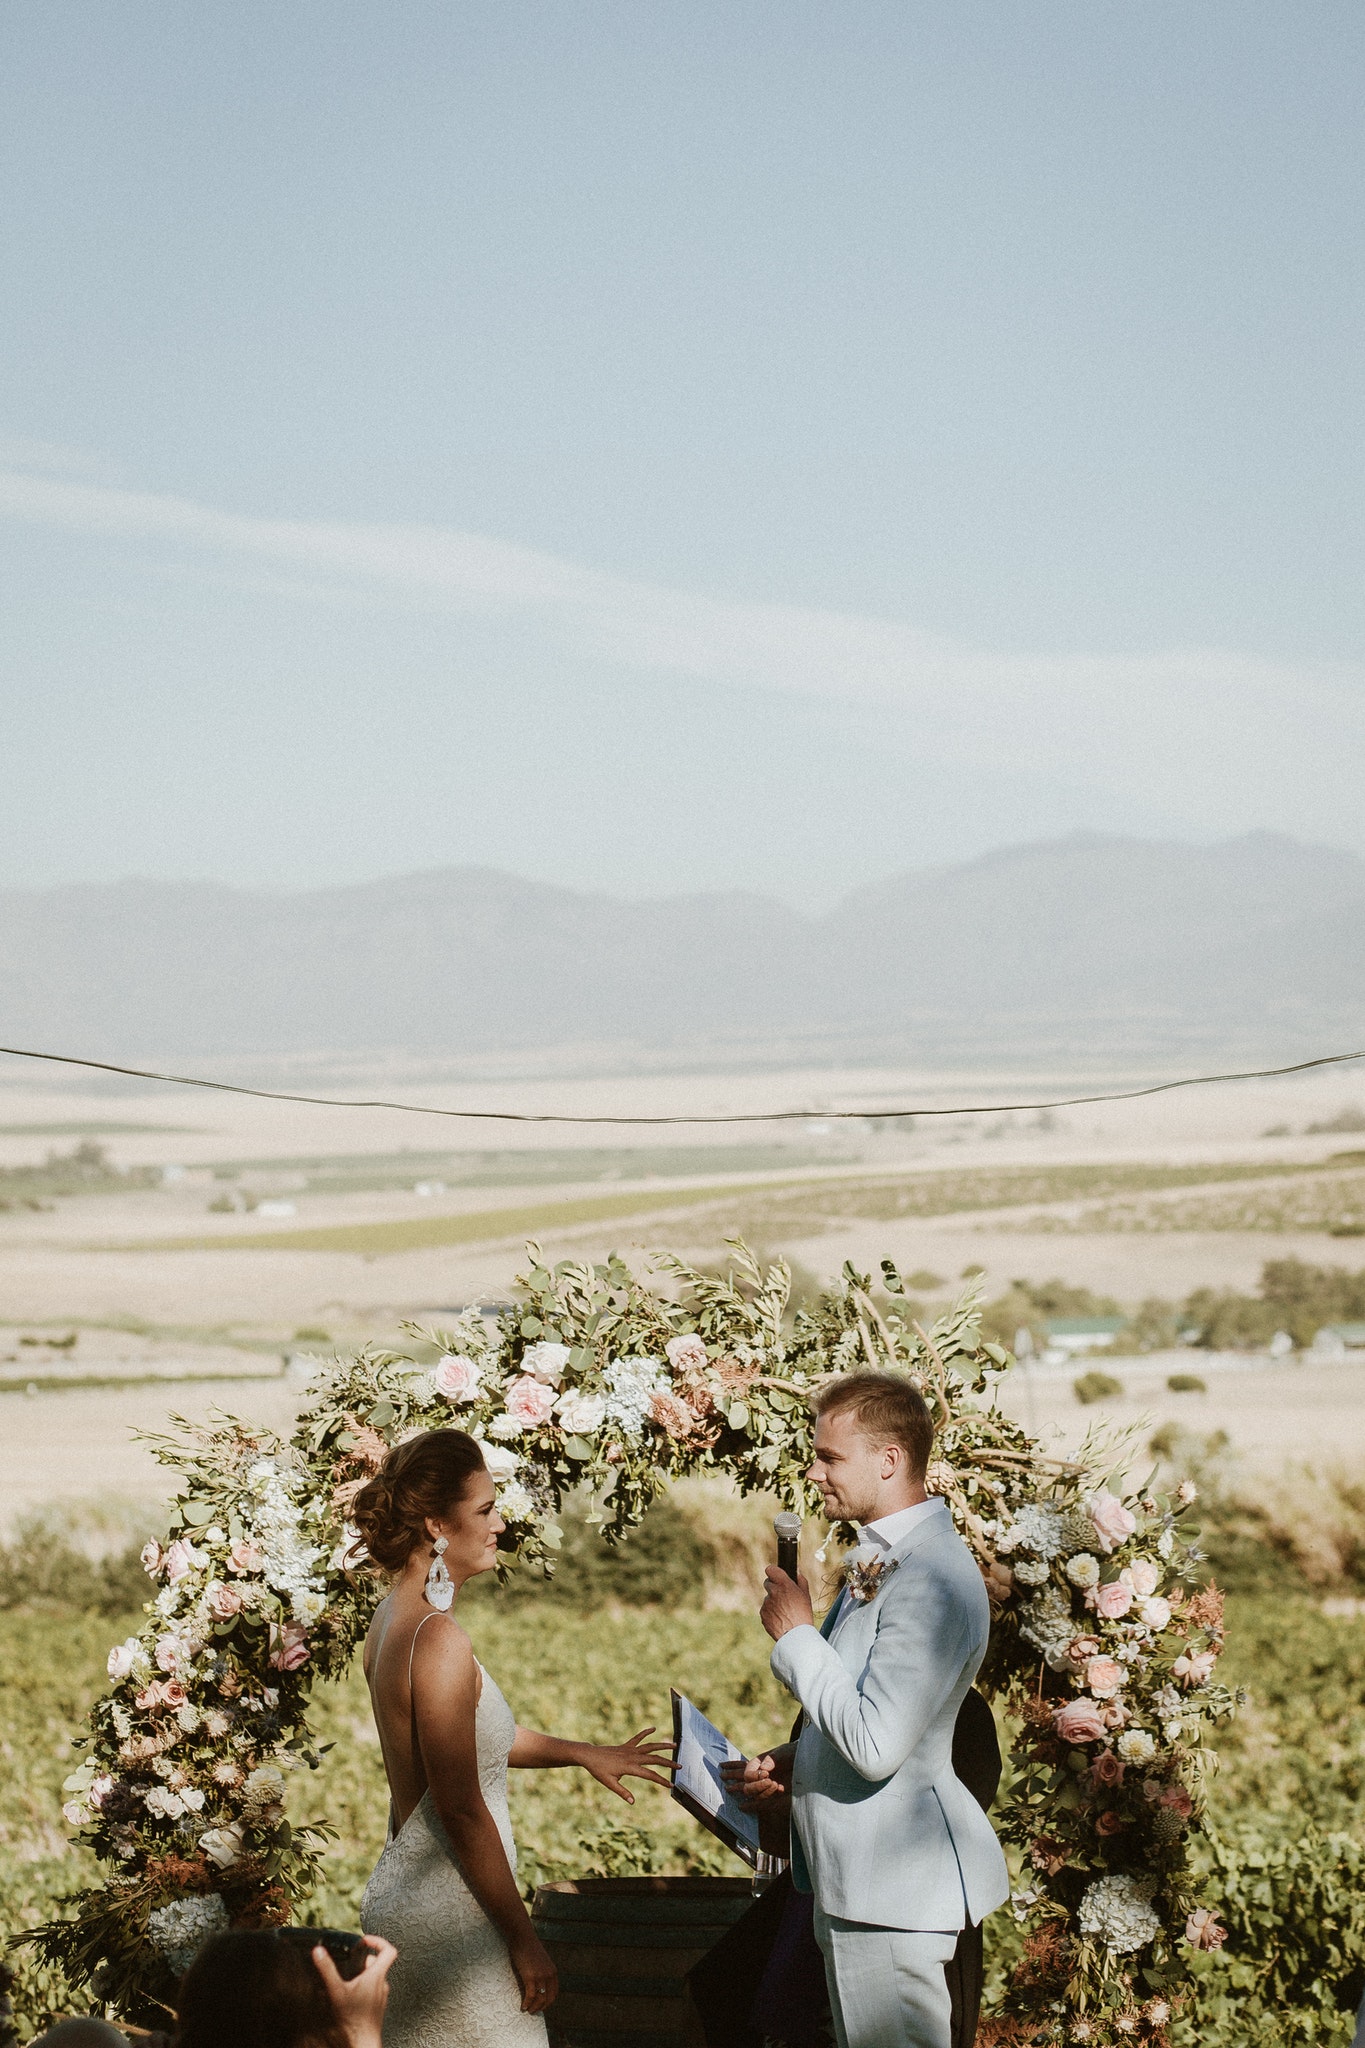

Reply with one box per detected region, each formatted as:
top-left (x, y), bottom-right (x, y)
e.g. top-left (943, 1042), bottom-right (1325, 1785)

top-left (28, 1243), bottom-right (1233, 2045)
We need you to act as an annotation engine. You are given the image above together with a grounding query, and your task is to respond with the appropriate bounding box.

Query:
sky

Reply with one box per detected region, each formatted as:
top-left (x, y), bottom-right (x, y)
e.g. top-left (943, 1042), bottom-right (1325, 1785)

top-left (1, 1), bottom-right (1363, 907)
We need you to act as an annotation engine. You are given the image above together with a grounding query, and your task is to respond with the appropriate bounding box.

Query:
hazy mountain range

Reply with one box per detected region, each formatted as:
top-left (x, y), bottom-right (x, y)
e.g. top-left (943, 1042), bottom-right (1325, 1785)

top-left (1, 833), bottom-right (1362, 1073)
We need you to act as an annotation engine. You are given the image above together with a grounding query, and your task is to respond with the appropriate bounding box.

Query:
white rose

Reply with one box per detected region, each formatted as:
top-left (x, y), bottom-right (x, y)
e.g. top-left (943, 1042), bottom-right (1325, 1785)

top-left (63, 1800), bottom-right (87, 1827)
top-left (199, 1824), bottom-right (245, 1869)
top-left (432, 1353), bottom-right (481, 1402)
top-left (1066, 1554), bottom-right (1100, 1589)
top-left (107, 1638), bottom-right (140, 1680)
top-left (480, 1442), bottom-right (521, 1481)
top-left (144, 1786), bottom-right (185, 1819)
top-left (556, 1389), bottom-right (607, 1435)
top-left (1136, 1596), bottom-right (1172, 1631)
top-left (180, 1787), bottom-right (206, 1811)
top-left (522, 1341), bottom-right (571, 1385)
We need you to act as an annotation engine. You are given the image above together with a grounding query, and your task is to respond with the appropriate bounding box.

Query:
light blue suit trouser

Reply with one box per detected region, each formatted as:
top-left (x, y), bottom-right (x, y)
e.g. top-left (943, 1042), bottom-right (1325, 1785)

top-left (812, 1909), bottom-right (957, 2048)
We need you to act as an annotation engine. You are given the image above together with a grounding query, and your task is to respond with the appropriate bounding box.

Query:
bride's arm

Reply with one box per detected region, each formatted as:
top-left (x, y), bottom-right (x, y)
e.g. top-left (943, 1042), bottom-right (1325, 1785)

top-left (509, 1725), bottom-right (674, 1803)
top-left (412, 1622), bottom-right (557, 2015)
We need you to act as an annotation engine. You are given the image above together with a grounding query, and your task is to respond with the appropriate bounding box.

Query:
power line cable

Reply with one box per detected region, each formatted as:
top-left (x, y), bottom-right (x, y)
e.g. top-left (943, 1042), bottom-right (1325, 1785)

top-left (0, 1040), bottom-right (1362, 1126)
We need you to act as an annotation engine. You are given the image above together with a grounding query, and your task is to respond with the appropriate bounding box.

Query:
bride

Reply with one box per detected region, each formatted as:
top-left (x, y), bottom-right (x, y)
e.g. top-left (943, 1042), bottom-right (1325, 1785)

top-left (354, 1429), bottom-right (672, 2048)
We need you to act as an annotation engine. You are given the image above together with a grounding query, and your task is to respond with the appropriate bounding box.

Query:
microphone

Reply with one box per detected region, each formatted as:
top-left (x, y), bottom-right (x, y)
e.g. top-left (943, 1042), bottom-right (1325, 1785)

top-left (773, 1512), bottom-right (802, 1581)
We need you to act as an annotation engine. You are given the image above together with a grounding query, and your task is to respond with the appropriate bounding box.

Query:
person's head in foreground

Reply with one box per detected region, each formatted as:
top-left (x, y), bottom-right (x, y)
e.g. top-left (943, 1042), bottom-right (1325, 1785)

top-left (351, 1426), bottom-right (503, 1594)
top-left (33, 2024), bottom-right (130, 2047)
top-left (809, 1369), bottom-right (934, 1526)
top-left (175, 1927), bottom-right (397, 2048)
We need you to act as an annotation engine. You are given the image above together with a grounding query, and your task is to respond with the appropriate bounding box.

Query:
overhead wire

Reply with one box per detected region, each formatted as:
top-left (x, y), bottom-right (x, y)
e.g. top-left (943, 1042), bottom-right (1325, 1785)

top-left (0, 1041), bottom-right (1362, 1126)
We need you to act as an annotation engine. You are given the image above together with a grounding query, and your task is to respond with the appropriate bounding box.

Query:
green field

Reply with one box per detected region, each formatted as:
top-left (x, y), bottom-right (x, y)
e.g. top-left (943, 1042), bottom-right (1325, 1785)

top-left (4, 1581), bottom-right (1364, 2044)
top-left (123, 1155), bottom-right (1361, 1258)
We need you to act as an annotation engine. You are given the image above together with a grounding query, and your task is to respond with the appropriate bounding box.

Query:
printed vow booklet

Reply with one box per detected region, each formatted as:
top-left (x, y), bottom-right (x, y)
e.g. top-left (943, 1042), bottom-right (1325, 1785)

top-left (669, 1689), bottom-right (763, 1868)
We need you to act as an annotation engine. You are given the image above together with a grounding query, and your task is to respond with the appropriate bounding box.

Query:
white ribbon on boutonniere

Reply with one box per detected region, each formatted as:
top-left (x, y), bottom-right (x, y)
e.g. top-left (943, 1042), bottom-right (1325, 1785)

top-left (843, 1553), bottom-right (900, 1605)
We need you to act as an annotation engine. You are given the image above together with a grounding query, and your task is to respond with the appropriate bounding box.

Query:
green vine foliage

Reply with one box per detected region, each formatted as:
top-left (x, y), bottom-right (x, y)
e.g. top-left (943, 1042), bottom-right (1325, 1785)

top-left (23, 1244), bottom-right (1240, 2045)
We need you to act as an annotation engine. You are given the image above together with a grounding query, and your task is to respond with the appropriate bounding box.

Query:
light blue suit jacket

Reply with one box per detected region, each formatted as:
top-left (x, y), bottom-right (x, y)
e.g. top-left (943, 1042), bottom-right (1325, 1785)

top-left (770, 1499), bottom-right (1009, 1930)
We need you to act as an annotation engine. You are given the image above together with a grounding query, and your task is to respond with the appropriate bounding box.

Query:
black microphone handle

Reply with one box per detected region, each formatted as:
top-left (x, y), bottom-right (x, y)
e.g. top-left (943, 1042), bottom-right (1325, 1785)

top-left (776, 1533), bottom-right (800, 1579)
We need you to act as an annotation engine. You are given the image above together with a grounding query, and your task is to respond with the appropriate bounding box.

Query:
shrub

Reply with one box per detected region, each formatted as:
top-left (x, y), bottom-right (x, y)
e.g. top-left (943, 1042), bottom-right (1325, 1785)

top-left (468, 1494), bottom-right (716, 1612)
top-left (0, 1513), bottom-right (155, 1616)
top-left (1073, 1369), bottom-right (1124, 1404)
top-left (1167, 1372), bottom-right (1208, 1393)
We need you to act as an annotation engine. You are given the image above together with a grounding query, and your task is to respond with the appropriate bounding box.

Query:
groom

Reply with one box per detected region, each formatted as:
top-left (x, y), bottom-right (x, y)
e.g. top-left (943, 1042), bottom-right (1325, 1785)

top-left (746, 1371), bottom-right (1008, 2048)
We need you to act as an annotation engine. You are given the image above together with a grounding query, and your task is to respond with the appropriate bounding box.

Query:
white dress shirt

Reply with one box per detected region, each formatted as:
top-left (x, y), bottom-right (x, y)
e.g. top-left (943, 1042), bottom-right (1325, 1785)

top-left (829, 1495), bottom-right (946, 1631)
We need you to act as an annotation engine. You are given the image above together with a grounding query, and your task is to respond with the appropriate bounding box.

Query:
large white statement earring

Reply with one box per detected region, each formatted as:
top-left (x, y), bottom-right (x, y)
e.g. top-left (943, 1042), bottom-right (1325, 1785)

top-left (424, 1535), bottom-right (454, 1611)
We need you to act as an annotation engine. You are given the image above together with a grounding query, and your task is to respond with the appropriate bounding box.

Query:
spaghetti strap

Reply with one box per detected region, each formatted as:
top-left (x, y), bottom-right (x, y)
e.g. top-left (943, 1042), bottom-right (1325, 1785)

top-left (407, 1609), bottom-right (448, 1687)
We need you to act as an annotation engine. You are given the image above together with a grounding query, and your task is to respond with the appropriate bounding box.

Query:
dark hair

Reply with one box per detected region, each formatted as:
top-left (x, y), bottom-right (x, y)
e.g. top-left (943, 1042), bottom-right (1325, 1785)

top-left (350, 1428), bottom-right (488, 1571)
top-left (176, 1929), bottom-right (347, 2048)
top-left (812, 1371), bottom-right (935, 1481)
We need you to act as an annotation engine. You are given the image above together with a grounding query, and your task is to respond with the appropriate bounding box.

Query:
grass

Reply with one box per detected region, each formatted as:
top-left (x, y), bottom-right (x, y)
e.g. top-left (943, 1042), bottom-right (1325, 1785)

top-left (198, 1144), bottom-right (852, 1195)
top-left (4, 1582), bottom-right (1364, 2043)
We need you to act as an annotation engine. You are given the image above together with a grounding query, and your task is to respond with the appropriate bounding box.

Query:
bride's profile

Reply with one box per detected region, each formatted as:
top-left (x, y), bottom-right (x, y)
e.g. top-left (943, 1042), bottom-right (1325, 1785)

top-left (353, 1429), bottom-right (672, 2048)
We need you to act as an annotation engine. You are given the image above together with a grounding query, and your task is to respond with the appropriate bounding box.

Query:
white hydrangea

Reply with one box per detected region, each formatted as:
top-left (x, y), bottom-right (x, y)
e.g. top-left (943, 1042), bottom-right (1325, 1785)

top-left (1077, 1874), bottom-right (1161, 1954)
top-left (148, 1892), bottom-right (231, 1975)
top-left (997, 1504), bottom-right (1064, 1558)
top-left (1011, 1557), bottom-right (1050, 1586)
top-left (1066, 1553), bottom-right (1101, 1589)
top-left (240, 1458), bottom-right (325, 1612)
top-left (602, 1357), bottom-right (666, 1439)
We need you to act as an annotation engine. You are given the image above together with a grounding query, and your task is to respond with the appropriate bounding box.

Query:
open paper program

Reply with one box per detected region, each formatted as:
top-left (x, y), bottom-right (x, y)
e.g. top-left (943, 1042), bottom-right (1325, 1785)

top-left (669, 1689), bottom-right (762, 1868)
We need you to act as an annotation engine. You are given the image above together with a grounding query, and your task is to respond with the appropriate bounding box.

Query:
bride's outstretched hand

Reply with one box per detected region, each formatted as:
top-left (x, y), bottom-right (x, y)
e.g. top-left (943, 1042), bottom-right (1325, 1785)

top-left (582, 1726), bottom-right (675, 1803)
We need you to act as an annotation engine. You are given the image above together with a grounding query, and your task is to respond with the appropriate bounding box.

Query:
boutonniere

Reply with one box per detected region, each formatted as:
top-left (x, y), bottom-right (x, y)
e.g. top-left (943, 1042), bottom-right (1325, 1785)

top-left (844, 1555), bottom-right (899, 1605)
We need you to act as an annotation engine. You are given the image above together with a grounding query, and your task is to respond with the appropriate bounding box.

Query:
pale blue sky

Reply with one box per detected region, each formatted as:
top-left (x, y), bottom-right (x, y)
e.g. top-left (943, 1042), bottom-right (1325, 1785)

top-left (1, 2), bottom-right (1362, 903)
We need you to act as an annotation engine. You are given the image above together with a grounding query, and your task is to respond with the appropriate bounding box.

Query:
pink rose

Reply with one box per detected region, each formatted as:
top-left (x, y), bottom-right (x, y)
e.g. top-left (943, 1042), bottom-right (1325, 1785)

top-left (1094, 1581), bottom-right (1133, 1620)
top-left (163, 1537), bottom-right (205, 1582)
top-left (1089, 1750), bottom-right (1126, 1788)
top-left (155, 1634), bottom-right (189, 1674)
top-left (433, 1353), bottom-right (481, 1402)
top-left (665, 1333), bottom-right (709, 1374)
top-left (1066, 1635), bottom-right (1102, 1665)
top-left (206, 1582), bottom-right (243, 1621)
top-left (228, 1539), bottom-right (265, 1575)
top-left (137, 1677), bottom-right (186, 1712)
top-left (503, 1375), bottom-right (557, 1428)
top-left (268, 1621), bottom-right (310, 1672)
top-left (1160, 1785), bottom-right (1194, 1818)
top-left (1174, 1649), bottom-right (1217, 1687)
top-left (1084, 1656), bottom-right (1125, 1698)
top-left (89, 1774), bottom-right (115, 1808)
top-left (1101, 1698), bottom-right (1130, 1730)
top-left (141, 1540), bottom-right (164, 1578)
top-left (1088, 1491), bottom-right (1138, 1555)
top-left (1185, 1908), bottom-right (1227, 1951)
top-left (1096, 1809), bottom-right (1126, 1836)
top-left (1053, 1698), bottom-right (1108, 1744)
top-left (1122, 1559), bottom-right (1161, 1598)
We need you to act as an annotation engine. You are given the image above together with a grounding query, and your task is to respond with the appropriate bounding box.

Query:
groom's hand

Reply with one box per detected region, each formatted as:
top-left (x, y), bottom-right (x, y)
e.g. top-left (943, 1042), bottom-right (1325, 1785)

top-left (761, 1564), bottom-right (814, 1641)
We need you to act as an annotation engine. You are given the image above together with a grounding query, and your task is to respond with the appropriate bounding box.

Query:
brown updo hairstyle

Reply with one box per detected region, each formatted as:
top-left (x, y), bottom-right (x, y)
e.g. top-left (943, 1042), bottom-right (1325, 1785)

top-left (351, 1428), bottom-right (489, 1572)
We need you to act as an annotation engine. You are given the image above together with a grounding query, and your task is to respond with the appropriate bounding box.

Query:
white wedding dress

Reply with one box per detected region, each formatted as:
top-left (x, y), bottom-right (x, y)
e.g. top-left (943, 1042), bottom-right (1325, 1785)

top-left (361, 1653), bottom-right (548, 2048)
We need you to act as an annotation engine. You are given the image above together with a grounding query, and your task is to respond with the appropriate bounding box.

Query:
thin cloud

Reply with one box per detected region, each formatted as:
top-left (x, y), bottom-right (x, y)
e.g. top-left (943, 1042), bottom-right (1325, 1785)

top-left (1, 466), bottom-right (1360, 823)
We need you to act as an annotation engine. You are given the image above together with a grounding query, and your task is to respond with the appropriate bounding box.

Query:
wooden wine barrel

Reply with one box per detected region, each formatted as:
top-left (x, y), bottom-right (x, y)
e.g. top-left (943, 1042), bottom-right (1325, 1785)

top-left (531, 1876), bottom-right (756, 2048)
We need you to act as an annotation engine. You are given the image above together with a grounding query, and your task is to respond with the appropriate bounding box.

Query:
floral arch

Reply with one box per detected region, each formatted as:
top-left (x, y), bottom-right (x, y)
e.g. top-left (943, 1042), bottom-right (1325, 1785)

top-left (34, 1243), bottom-right (1231, 2047)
